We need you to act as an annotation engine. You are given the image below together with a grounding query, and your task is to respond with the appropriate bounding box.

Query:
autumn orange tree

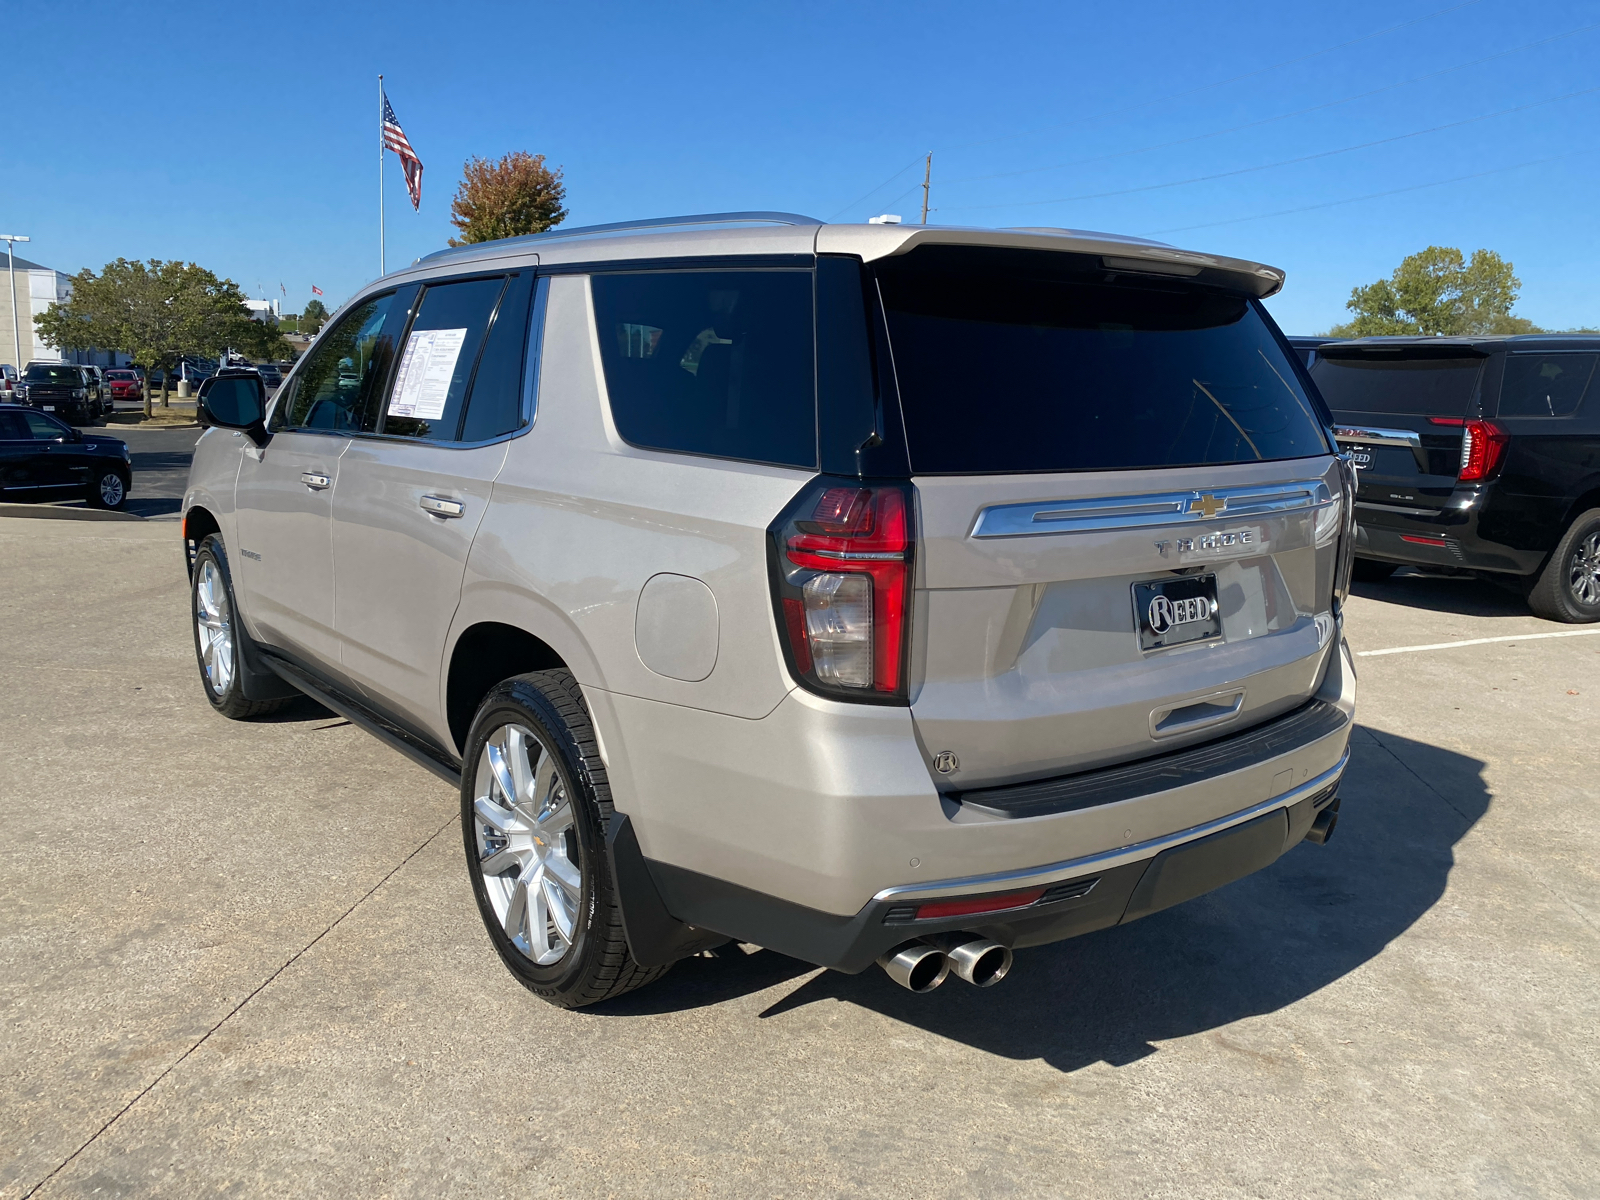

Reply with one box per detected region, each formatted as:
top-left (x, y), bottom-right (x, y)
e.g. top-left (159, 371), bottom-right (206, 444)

top-left (448, 151), bottom-right (567, 246)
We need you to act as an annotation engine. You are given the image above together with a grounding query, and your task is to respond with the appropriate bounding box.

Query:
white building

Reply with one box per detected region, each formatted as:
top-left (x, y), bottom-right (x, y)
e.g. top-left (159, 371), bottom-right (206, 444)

top-left (0, 254), bottom-right (72, 368)
top-left (243, 298), bottom-right (282, 323)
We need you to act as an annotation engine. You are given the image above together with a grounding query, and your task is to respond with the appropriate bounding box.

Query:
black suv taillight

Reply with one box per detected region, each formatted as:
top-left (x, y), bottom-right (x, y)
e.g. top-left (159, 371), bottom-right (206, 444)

top-left (768, 476), bottom-right (914, 704)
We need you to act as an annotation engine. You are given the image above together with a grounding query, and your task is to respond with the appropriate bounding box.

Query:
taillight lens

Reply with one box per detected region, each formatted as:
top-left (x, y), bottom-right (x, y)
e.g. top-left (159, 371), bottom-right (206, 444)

top-left (768, 478), bottom-right (913, 702)
top-left (1429, 417), bottom-right (1510, 482)
top-left (1458, 419), bottom-right (1509, 481)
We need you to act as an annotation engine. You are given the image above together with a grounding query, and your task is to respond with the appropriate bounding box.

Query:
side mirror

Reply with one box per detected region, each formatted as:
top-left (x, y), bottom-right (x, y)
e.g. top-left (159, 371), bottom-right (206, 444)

top-left (198, 375), bottom-right (270, 447)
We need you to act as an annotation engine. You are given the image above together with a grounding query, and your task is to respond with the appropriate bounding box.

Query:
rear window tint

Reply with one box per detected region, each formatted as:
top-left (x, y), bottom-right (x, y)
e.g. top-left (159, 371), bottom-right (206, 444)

top-left (875, 248), bottom-right (1328, 474)
top-left (1497, 353), bottom-right (1595, 419)
top-left (382, 276), bottom-right (504, 441)
top-left (1310, 355), bottom-right (1482, 417)
top-left (591, 270), bottom-right (816, 469)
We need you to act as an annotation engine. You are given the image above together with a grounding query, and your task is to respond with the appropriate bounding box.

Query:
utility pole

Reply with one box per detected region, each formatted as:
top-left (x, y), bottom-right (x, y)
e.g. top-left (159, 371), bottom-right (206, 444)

top-left (1, 235), bottom-right (30, 369)
top-left (920, 153), bottom-right (932, 225)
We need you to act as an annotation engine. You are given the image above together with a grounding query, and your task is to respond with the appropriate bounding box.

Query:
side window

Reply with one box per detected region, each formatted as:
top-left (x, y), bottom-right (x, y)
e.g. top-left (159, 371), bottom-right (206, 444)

top-left (275, 292), bottom-right (401, 433)
top-left (21, 411), bottom-right (70, 440)
top-left (590, 270), bottom-right (817, 468)
top-left (460, 273), bottom-right (540, 443)
top-left (381, 276), bottom-right (505, 440)
top-left (1498, 353), bottom-right (1596, 419)
top-left (0, 411), bottom-right (26, 438)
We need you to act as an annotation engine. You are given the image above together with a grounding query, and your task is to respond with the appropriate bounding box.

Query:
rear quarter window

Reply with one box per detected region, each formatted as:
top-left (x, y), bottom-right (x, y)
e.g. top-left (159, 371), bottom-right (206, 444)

top-left (1497, 353), bottom-right (1596, 419)
top-left (590, 270), bottom-right (816, 469)
top-left (874, 246), bottom-right (1329, 474)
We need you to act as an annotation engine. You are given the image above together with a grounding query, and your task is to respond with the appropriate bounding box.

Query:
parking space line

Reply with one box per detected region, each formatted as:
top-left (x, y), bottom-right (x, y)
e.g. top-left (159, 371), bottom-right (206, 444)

top-left (1356, 629), bottom-right (1600, 657)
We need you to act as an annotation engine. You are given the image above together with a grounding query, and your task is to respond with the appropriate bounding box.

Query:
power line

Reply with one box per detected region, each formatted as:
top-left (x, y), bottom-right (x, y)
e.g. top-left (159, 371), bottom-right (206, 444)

top-left (825, 155), bottom-right (927, 221)
top-left (1146, 158), bottom-right (1550, 235)
top-left (939, 84), bottom-right (1600, 213)
top-left (825, 0), bottom-right (1486, 221)
top-left (934, 20), bottom-right (1600, 191)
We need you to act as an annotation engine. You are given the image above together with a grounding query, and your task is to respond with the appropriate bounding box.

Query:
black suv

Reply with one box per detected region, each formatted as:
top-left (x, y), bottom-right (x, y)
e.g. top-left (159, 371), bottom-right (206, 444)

top-left (1312, 335), bottom-right (1600, 622)
top-left (0, 404), bottom-right (131, 509)
top-left (17, 363), bottom-right (95, 425)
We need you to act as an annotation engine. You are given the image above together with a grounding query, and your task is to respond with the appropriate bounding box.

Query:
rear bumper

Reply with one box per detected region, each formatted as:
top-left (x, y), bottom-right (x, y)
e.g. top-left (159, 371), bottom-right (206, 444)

top-left (594, 636), bottom-right (1356, 970)
top-left (1354, 489), bottom-right (1548, 575)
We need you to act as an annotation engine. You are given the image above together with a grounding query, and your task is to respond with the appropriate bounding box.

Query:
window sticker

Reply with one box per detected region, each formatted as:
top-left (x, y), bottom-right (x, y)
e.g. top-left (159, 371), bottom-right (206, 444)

top-left (388, 327), bottom-right (469, 421)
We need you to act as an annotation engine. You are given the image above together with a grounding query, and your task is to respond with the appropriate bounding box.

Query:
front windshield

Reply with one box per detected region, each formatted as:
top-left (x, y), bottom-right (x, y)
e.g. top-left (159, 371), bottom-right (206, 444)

top-left (25, 365), bottom-right (81, 384)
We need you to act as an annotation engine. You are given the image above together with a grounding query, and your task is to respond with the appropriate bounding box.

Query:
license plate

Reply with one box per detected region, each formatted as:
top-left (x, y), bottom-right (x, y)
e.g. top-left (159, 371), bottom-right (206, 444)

top-left (1133, 573), bottom-right (1221, 652)
top-left (43, 405), bottom-right (55, 411)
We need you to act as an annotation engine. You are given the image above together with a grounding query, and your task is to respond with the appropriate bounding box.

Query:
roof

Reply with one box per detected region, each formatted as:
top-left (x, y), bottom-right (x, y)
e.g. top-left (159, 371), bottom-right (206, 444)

top-left (1320, 334), bottom-right (1600, 354)
top-left (0, 255), bottom-right (53, 272)
top-left (371, 211), bottom-right (1285, 301)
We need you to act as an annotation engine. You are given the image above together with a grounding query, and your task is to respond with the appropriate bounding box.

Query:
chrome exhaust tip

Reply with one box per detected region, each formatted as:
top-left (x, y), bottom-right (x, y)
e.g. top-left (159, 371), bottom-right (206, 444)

top-left (929, 935), bottom-right (1014, 987)
top-left (877, 942), bottom-right (950, 992)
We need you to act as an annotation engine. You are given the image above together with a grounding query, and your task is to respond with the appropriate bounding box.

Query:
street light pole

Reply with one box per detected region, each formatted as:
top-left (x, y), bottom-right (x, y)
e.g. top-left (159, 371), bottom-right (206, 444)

top-left (1, 234), bottom-right (31, 369)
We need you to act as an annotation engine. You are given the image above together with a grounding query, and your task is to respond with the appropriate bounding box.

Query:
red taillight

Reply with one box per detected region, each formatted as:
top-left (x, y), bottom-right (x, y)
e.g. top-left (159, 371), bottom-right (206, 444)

top-left (914, 888), bottom-right (1046, 921)
top-left (769, 480), bottom-right (913, 701)
top-left (1429, 417), bottom-right (1509, 481)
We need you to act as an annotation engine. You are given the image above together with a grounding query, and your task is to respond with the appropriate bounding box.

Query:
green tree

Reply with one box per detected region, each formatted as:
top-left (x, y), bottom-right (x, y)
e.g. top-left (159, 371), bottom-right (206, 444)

top-left (35, 259), bottom-right (291, 416)
top-left (1329, 246), bottom-right (1541, 337)
top-left (301, 298), bottom-right (328, 334)
top-left (448, 151), bottom-right (566, 246)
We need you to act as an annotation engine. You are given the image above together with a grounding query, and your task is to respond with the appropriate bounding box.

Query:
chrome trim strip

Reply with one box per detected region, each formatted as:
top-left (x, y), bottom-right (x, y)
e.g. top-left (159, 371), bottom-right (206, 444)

top-left (970, 479), bottom-right (1333, 539)
top-left (872, 750), bottom-right (1349, 904)
top-left (1355, 500), bottom-right (1436, 517)
top-left (1334, 425), bottom-right (1429, 471)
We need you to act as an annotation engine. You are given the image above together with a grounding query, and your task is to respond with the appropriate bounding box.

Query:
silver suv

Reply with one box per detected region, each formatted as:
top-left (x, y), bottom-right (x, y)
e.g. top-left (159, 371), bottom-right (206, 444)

top-left (183, 213), bottom-right (1357, 1006)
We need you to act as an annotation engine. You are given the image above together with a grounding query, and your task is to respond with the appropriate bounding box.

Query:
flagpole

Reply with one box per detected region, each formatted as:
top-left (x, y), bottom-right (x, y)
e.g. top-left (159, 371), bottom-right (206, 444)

top-left (378, 74), bottom-right (386, 276)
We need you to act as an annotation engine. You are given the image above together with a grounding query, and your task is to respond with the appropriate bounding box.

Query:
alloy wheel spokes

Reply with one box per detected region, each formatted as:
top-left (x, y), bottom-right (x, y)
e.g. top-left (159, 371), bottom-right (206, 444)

top-left (472, 720), bottom-right (584, 966)
top-left (195, 560), bottom-right (233, 695)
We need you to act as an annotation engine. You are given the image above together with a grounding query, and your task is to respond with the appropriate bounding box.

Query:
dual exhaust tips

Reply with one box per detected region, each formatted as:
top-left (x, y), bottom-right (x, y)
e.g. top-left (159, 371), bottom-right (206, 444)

top-left (877, 934), bottom-right (1013, 992)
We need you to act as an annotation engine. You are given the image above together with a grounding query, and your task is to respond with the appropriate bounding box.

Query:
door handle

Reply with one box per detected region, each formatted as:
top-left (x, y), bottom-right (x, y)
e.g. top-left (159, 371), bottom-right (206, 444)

top-left (300, 472), bottom-right (331, 490)
top-left (420, 495), bottom-right (465, 518)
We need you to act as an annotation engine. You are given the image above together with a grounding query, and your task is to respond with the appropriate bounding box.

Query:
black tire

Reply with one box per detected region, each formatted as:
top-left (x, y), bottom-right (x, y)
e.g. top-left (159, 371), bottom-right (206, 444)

top-left (1351, 558), bottom-right (1399, 583)
top-left (1526, 508), bottom-right (1600, 623)
top-left (190, 534), bottom-right (295, 718)
top-left (85, 468), bottom-right (129, 510)
top-left (461, 671), bottom-right (669, 1008)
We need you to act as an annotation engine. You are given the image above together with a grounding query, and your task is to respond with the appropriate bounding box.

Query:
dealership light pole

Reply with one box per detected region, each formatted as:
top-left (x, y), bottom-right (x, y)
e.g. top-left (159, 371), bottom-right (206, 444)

top-left (1, 235), bottom-right (29, 369)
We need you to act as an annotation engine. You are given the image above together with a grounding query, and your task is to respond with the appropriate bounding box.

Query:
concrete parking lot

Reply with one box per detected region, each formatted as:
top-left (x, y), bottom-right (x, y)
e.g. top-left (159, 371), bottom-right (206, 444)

top-left (1, 514), bottom-right (1596, 1198)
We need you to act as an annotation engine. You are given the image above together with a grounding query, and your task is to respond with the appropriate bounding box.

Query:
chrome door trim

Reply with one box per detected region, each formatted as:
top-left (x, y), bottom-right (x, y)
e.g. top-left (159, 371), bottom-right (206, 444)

top-left (872, 750), bottom-right (1349, 904)
top-left (1333, 425), bottom-right (1428, 471)
top-left (970, 479), bottom-right (1333, 539)
top-left (419, 494), bottom-right (466, 518)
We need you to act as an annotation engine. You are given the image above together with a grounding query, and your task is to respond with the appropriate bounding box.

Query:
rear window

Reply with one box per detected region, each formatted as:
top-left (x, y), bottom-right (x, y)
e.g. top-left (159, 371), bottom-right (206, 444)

top-left (874, 248), bottom-right (1329, 474)
top-left (1497, 353), bottom-right (1595, 419)
top-left (591, 270), bottom-right (816, 469)
top-left (1310, 354), bottom-right (1482, 417)
top-left (24, 365), bottom-right (80, 384)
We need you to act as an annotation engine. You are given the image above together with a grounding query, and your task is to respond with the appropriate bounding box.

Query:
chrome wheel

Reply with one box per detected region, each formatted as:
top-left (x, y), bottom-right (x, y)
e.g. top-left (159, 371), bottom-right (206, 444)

top-left (1570, 531), bottom-right (1600, 606)
top-left (98, 473), bottom-right (124, 507)
top-left (194, 558), bottom-right (234, 697)
top-left (472, 722), bottom-right (583, 966)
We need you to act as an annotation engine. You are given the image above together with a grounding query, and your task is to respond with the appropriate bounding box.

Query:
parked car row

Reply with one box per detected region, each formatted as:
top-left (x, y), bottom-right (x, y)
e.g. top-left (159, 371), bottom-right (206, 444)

top-left (1292, 334), bottom-right (1600, 623)
top-left (11, 362), bottom-right (110, 425)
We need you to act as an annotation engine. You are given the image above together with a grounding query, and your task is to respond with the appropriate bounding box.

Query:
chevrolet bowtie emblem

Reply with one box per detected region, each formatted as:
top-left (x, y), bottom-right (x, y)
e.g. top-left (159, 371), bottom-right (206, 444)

top-left (1191, 493), bottom-right (1227, 519)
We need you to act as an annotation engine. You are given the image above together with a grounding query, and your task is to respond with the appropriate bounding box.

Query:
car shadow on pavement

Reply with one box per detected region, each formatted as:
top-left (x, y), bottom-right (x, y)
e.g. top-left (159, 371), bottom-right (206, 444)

top-left (598, 726), bottom-right (1489, 1075)
top-left (1352, 570), bottom-right (1531, 619)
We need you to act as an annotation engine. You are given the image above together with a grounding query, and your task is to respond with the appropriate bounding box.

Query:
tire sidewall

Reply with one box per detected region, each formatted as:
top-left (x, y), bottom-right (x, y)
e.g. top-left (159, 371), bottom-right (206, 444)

top-left (460, 679), bottom-right (606, 996)
top-left (190, 536), bottom-right (242, 711)
top-left (1557, 513), bottom-right (1600, 618)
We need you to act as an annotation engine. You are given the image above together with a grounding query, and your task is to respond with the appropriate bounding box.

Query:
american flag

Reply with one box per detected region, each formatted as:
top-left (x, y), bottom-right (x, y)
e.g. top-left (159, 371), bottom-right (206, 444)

top-left (382, 91), bottom-right (424, 210)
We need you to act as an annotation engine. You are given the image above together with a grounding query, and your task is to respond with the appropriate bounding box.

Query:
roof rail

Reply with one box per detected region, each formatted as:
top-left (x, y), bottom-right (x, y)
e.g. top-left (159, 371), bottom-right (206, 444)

top-left (416, 211), bottom-right (822, 264)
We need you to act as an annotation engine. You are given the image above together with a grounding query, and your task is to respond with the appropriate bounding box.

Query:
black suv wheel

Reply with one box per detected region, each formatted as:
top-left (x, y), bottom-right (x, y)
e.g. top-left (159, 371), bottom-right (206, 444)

top-left (1527, 507), bottom-right (1600, 623)
top-left (461, 670), bottom-right (668, 1008)
top-left (86, 467), bottom-right (129, 510)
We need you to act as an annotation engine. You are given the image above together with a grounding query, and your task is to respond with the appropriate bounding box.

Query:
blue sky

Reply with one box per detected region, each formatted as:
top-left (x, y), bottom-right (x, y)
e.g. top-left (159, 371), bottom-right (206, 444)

top-left (10, 0), bottom-right (1599, 332)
